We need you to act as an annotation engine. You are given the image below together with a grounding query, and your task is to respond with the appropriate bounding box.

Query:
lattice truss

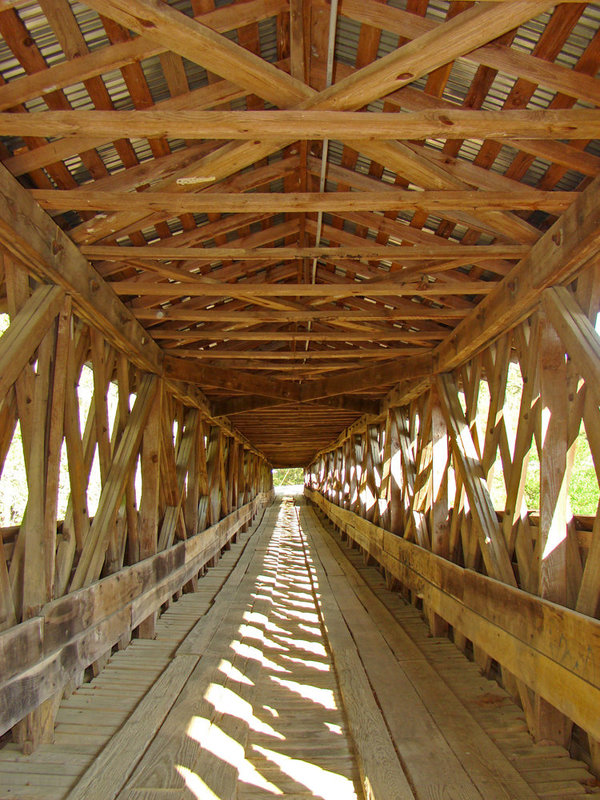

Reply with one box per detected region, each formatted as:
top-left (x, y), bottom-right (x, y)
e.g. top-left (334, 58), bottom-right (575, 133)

top-left (307, 264), bottom-right (600, 764)
top-left (0, 0), bottom-right (598, 467)
top-left (0, 0), bottom-right (600, 764)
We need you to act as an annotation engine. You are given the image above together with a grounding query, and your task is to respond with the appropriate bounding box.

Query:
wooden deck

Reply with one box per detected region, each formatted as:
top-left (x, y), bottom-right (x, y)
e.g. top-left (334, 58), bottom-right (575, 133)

top-left (0, 496), bottom-right (598, 800)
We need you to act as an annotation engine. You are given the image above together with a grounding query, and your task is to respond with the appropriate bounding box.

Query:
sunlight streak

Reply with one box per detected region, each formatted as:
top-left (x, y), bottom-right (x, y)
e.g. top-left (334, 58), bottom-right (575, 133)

top-left (299, 623), bottom-right (322, 637)
top-left (230, 640), bottom-right (290, 673)
top-left (218, 659), bottom-right (254, 687)
top-left (175, 765), bottom-right (220, 799)
top-left (238, 623), bottom-right (289, 651)
top-left (270, 675), bottom-right (336, 709)
top-left (273, 634), bottom-right (328, 657)
top-left (252, 744), bottom-right (357, 800)
top-left (204, 683), bottom-right (285, 740)
top-left (324, 722), bottom-right (343, 734)
top-left (280, 653), bottom-right (331, 672)
top-left (186, 717), bottom-right (282, 795)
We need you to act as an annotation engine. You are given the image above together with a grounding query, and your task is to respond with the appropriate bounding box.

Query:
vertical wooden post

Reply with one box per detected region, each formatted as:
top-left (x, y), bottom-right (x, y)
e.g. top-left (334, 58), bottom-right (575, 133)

top-left (388, 408), bottom-right (404, 535)
top-left (206, 426), bottom-right (222, 526)
top-left (533, 317), bottom-right (572, 746)
top-left (136, 381), bottom-right (163, 639)
top-left (429, 385), bottom-right (450, 635)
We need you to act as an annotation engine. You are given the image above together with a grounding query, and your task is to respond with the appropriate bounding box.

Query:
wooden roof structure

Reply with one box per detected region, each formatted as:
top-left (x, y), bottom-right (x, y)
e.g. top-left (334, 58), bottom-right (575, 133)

top-left (3, 0), bottom-right (600, 784)
top-left (0, 0), bottom-right (599, 467)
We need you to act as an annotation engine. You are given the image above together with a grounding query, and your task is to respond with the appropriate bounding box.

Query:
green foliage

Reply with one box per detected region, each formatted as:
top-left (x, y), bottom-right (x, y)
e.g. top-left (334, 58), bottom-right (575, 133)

top-left (522, 425), bottom-right (599, 515)
top-left (272, 467), bottom-right (304, 486)
top-left (478, 363), bottom-right (598, 515)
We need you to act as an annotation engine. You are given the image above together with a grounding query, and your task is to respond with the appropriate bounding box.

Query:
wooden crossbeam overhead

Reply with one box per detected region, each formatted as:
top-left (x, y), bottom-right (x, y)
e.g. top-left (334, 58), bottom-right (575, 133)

top-left (165, 348), bottom-right (428, 360)
top-left (0, 0), bottom-right (288, 112)
top-left (64, 0), bottom-right (554, 248)
top-left (339, 0), bottom-right (600, 107)
top-left (5, 108), bottom-right (599, 140)
top-left (81, 1), bottom-right (312, 110)
top-left (152, 330), bottom-right (444, 342)
top-left (134, 308), bottom-right (470, 323)
top-left (34, 189), bottom-right (577, 215)
top-left (212, 394), bottom-right (381, 417)
top-left (112, 280), bottom-right (496, 298)
top-left (164, 357), bottom-right (300, 402)
top-left (83, 245), bottom-right (530, 262)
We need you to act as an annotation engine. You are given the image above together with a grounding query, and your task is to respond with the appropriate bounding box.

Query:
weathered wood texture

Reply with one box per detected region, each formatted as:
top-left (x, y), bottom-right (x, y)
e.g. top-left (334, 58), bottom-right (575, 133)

top-left (0, 489), bottom-right (272, 737)
top-left (0, 0), bottom-right (599, 766)
top-left (0, 260), bottom-right (273, 747)
top-left (0, 0), bottom-right (597, 466)
top-left (305, 264), bottom-right (600, 761)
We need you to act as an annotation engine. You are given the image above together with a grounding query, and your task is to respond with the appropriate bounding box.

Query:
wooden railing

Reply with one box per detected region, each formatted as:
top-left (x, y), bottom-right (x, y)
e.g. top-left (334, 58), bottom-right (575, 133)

top-left (306, 488), bottom-right (600, 743)
top-left (0, 490), bottom-right (272, 736)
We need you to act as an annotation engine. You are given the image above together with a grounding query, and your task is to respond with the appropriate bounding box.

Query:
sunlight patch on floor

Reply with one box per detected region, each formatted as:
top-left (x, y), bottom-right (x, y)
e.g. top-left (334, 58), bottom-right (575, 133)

top-left (176, 497), bottom-right (360, 798)
top-left (253, 744), bottom-right (358, 800)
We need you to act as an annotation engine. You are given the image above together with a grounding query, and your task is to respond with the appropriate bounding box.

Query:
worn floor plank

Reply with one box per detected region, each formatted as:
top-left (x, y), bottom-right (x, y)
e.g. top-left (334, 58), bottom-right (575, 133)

top-left (2, 494), bottom-right (599, 800)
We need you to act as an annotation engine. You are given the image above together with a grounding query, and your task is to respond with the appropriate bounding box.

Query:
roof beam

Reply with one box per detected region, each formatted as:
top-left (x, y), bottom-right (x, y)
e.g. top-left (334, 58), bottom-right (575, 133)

top-left (312, 0), bottom-right (555, 111)
top-left (163, 356), bottom-right (301, 402)
top-left (339, 0), bottom-right (600, 107)
top-left (7, 108), bottom-right (598, 140)
top-left (433, 175), bottom-right (600, 373)
top-left (300, 355), bottom-right (434, 401)
top-left (83, 244), bottom-right (529, 262)
top-left (164, 348), bottom-right (428, 360)
top-left (34, 189), bottom-right (576, 215)
top-left (81, 0), bottom-right (311, 109)
top-left (0, 0), bottom-right (287, 112)
top-left (134, 308), bottom-right (469, 323)
top-left (72, 0), bottom-right (553, 246)
top-left (213, 395), bottom-right (380, 417)
top-left (154, 330), bottom-right (444, 342)
top-left (0, 163), bottom-right (163, 374)
top-left (112, 280), bottom-right (496, 298)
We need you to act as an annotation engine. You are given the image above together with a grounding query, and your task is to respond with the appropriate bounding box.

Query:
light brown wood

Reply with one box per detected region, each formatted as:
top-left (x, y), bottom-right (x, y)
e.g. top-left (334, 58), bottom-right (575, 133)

top-left (0, 0), bottom-right (598, 766)
top-left (10, 108), bottom-right (598, 141)
top-left (82, 243), bottom-right (529, 261)
top-left (0, 285), bottom-right (64, 409)
top-left (0, 164), bottom-right (163, 375)
top-left (307, 489), bottom-right (600, 742)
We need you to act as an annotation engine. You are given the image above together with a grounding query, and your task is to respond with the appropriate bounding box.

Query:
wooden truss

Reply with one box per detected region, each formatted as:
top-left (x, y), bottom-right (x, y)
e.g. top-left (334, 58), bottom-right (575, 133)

top-left (0, 0), bottom-right (598, 768)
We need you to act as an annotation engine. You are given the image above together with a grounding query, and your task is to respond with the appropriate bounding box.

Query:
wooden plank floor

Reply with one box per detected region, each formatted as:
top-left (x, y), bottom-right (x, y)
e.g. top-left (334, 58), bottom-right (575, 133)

top-left (1, 494), bottom-right (599, 799)
top-left (304, 500), bottom-right (600, 800)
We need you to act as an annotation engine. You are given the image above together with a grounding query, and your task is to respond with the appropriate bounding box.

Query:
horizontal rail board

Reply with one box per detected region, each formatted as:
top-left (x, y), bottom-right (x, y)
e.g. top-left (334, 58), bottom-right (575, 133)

top-left (0, 491), bottom-right (272, 735)
top-left (306, 488), bottom-right (600, 740)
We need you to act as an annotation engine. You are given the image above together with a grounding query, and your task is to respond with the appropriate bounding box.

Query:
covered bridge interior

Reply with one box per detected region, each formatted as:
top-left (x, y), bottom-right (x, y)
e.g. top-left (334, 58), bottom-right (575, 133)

top-left (0, 0), bottom-right (600, 797)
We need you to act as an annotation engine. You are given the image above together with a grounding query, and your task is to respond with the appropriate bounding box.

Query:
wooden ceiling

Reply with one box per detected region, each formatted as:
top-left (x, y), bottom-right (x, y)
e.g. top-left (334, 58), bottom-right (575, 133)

top-left (0, 0), bottom-right (598, 467)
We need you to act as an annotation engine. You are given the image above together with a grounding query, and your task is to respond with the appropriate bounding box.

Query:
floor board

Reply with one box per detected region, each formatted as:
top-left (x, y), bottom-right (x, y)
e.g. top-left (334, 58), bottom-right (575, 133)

top-left (1, 495), bottom-right (598, 800)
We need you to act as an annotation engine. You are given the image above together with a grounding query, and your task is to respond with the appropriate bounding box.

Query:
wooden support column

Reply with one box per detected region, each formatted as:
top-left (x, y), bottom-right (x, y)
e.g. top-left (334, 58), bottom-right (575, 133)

top-left (183, 412), bottom-right (202, 539)
top-left (195, 420), bottom-right (210, 533)
top-left (158, 406), bottom-right (198, 551)
top-left (398, 408), bottom-right (430, 550)
top-left (533, 316), bottom-right (573, 747)
top-left (13, 299), bottom-right (72, 753)
top-left (239, 448), bottom-right (249, 530)
top-left (342, 439), bottom-right (352, 510)
top-left (437, 373), bottom-right (516, 587)
top-left (205, 426), bottom-right (223, 527)
top-left (136, 381), bottom-right (163, 638)
top-left (388, 408), bottom-right (404, 536)
top-left (71, 374), bottom-right (159, 590)
top-left (0, 283), bottom-right (65, 410)
top-left (428, 385), bottom-right (450, 635)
